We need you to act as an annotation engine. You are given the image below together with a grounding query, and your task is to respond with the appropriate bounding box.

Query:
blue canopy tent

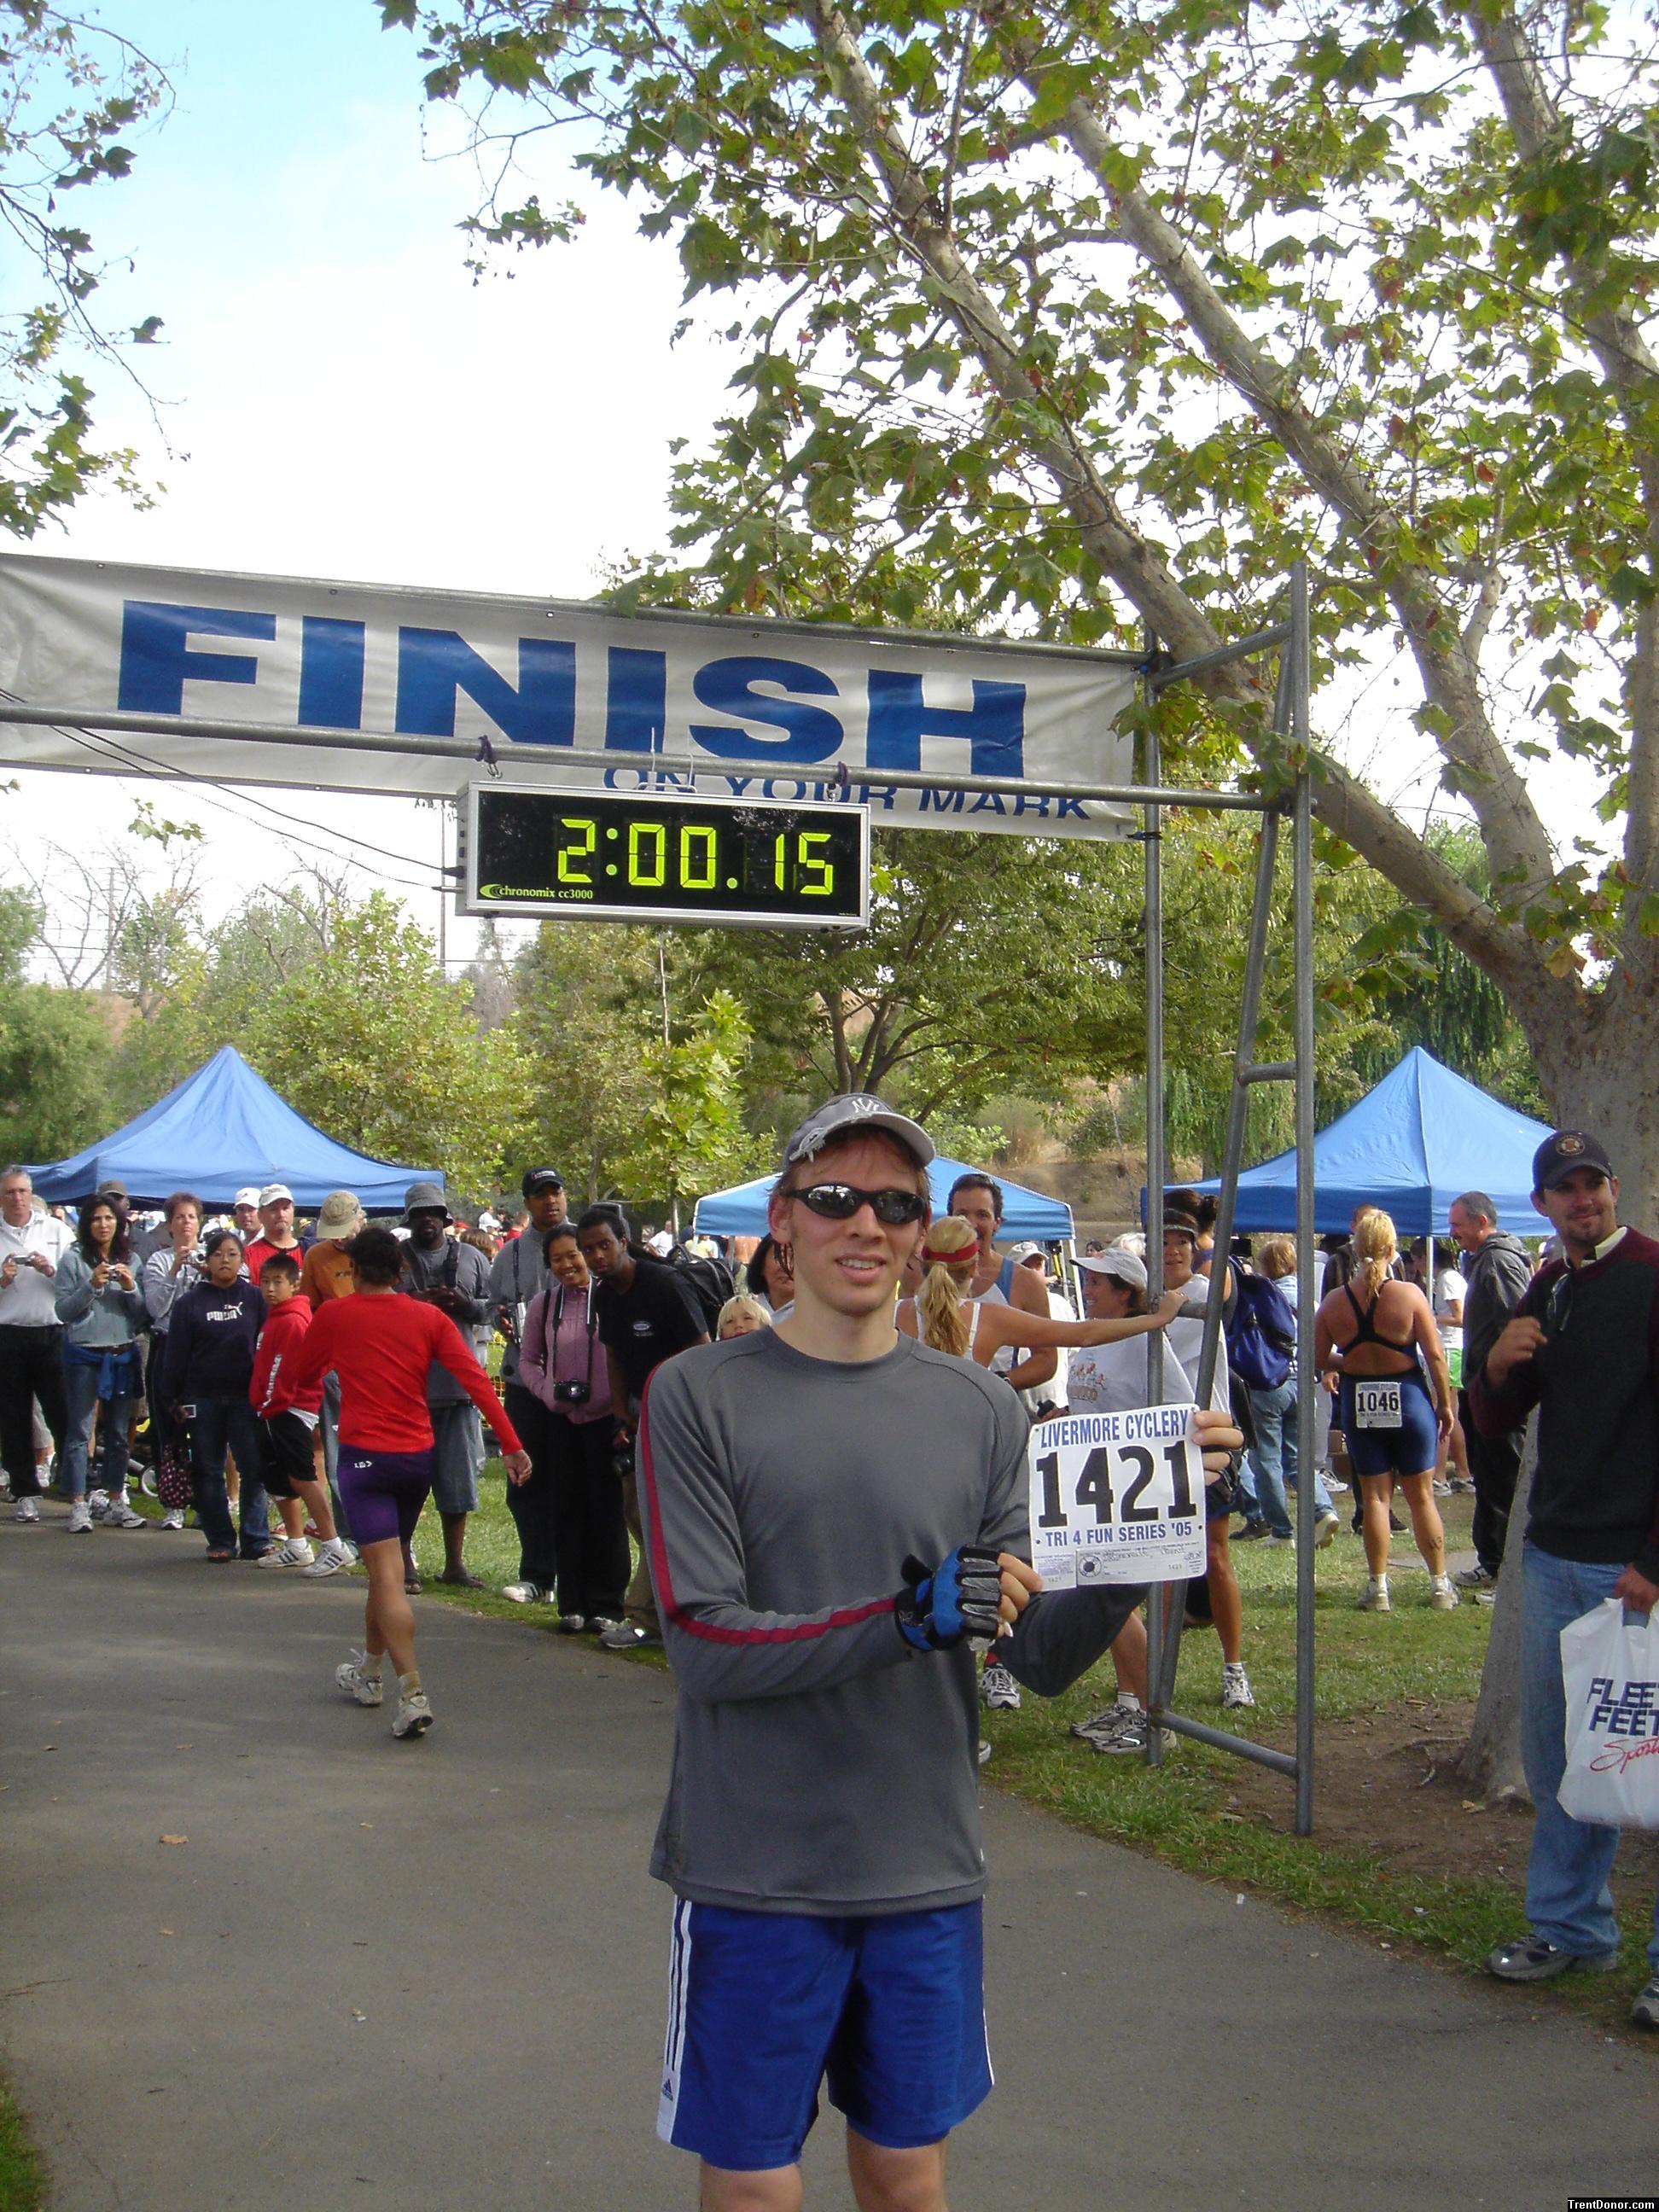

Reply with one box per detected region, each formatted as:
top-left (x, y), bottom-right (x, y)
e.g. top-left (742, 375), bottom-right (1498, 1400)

top-left (29, 1045), bottom-right (439, 1212)
top-left (695, 1155), bottom-right (1074, 1244)
top-left (1178, 1046), bottom-right (1551, 1237)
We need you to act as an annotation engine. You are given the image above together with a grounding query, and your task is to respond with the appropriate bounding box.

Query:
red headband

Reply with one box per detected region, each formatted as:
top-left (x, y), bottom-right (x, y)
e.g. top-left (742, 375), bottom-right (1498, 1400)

top-left (920, 1242), bottom-right (977, 1268)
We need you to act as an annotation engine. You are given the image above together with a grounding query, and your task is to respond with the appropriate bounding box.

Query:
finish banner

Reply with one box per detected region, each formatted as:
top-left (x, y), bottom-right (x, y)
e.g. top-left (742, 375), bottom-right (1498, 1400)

top-left (0, 555), bottom-right (1140, 838)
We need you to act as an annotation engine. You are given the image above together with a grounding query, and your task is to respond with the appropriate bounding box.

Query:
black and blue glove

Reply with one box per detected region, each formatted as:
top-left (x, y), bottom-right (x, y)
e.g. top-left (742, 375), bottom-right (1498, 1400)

top-left (895, 1545), bottom-right (1005, 1652)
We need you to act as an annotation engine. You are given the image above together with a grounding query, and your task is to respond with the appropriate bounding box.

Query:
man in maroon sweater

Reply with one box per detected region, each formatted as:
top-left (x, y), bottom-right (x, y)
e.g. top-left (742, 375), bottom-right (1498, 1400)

top-left (1470, 1129), bottom-right (1659, 2028)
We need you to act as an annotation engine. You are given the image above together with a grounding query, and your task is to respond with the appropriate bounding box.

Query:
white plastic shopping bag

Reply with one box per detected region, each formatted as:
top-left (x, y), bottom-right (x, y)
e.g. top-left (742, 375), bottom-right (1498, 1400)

top-left (1557, 1599), bottom-right (1659, 1829)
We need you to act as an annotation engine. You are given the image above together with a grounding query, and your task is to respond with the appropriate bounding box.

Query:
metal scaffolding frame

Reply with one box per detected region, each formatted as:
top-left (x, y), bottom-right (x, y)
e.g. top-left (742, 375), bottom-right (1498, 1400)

top-left (0, 563), bottom-right (1319, 1827)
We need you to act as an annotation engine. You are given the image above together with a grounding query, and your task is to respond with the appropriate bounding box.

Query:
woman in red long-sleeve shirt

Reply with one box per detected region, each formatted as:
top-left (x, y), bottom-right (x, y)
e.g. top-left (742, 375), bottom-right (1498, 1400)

top-left (286, 1224), bottom-right (529, 1739)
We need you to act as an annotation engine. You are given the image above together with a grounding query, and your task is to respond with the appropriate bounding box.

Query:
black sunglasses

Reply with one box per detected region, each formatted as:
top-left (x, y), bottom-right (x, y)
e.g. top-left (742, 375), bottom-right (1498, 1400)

top-left (791, 1182), bottom-right (928, 1225)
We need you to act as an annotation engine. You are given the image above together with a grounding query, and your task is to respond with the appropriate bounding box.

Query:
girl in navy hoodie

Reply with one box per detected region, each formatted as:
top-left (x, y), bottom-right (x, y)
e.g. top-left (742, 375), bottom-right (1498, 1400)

top-left (164, 1229), bottom-right (269, 1561)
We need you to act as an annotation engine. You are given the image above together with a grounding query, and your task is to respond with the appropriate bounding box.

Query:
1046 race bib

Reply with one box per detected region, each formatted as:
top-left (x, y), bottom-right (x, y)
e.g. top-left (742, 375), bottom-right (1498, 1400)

top-left (1352, 1380), bottom-right (1403, 1430)
top-left (1027, 1405), bottom-right (1206, 1587)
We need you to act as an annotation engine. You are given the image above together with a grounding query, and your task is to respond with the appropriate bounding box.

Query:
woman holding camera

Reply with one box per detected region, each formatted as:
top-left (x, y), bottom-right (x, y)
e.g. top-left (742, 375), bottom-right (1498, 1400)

top-left (53, 1194), bottom-right (148, 1532)
top-left (142, 1190), bottom-right (205, 1531)
top-left (164, 1228), bottom-right (271, 1562)
top-left (515, 1220), bottom-right (626, 1633)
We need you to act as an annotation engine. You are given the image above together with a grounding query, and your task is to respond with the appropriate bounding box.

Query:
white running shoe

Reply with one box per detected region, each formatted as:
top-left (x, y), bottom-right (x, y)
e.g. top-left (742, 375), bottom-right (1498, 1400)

top-left (14, 1495), bottom-right (40, 1523)
top-left (257, 1536), bottom-right (314, 1569)
top-left (1221, 1663), bottom-right (1256, 1711)
top-left (393, 1687), bottom-right (434, 1739)
top-left (301, 1539), bottom-right (352, 1578)
top-left (160, 1508), bottom-right (185, 1531)
top-left (105, 1499), bottom-right (148, 1528)
top-left (1428, 1575), bottom-right (1459, 1610)
top-left (66, 1499), bottom-right (93, 1534)
top-left (1358, 1579), bottom-right (1392, 1612)
top-left (87, 1488), bottom-right (110, 1522)
top-left (981, 1660), bottom-right (1022, 1711)
top-left (335, 1650), bottom-right (383, 1707)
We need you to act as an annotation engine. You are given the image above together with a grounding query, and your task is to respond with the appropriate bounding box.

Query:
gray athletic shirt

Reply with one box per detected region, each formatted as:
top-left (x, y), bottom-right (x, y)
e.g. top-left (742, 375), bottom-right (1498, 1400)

top-left (637, 1328), bottom-right (1031, 1917)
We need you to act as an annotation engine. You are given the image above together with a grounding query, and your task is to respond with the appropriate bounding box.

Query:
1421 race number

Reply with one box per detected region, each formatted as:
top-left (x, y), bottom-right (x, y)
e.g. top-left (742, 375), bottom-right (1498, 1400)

top-left (1027, 1404), bottom-right (1207, 1588)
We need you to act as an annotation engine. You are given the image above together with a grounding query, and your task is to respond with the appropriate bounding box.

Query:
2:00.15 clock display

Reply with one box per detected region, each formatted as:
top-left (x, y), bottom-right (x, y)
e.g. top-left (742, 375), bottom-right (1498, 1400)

top-left (461, 786), bottom-right (870, 930)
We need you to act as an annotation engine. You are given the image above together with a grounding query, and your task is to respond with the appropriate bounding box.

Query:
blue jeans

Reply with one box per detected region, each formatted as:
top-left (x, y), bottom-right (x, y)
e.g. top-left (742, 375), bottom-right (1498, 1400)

top-left (1245, 1377), bottom-right (1333, 1536)
top-left (1520, 1544), bottom-right (1659, 1970)
top-left (187, 1394), bottom-right (271, 1557)
top-left (61, 1362), bottom-right (133, 1501)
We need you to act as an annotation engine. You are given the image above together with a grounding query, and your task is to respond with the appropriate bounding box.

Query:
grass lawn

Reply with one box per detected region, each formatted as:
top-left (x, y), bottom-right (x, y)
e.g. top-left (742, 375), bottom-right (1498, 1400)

top-left (0, 2079), bottom-right (45, 2212)
top-left (131, 1458), bottom-right (1658, 2045)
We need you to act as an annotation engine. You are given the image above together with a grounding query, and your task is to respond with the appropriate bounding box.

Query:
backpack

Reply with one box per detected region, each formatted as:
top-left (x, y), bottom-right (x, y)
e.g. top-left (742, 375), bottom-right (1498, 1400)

top-left (663, 1246), bottom-right (736, 1334)
top-left (1224, 1260), bottom-right (1296, 1391)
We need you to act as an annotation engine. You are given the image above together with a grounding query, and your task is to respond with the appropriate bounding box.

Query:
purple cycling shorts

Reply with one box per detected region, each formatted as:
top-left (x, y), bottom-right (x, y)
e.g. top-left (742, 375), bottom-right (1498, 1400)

top-left (336, 1445), bottom-right (434, 1549)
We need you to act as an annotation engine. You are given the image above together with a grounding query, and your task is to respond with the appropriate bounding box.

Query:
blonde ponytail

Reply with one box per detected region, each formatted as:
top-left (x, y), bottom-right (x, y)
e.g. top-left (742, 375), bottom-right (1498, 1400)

top-left (914, 1214), bottom-right (980, 1359)
top-left (1353, 1208), bottom-right (1398, 1303)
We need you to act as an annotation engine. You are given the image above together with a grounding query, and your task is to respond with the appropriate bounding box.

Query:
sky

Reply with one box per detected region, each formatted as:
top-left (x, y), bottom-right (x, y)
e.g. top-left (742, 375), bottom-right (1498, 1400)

top-left (1, 0), bottom-right (736, 970)
top-left (0, 0), bottom-right (1613, 991)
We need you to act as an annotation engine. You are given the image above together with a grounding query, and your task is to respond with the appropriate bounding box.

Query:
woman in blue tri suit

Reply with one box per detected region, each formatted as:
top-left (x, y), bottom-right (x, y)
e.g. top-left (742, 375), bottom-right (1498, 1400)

top-left (1314, 1208), bottom-right (1457, 1615)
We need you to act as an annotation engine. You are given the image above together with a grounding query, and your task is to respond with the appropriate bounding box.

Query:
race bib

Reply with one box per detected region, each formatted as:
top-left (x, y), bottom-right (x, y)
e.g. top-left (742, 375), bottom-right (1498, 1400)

top-left (1027, 1405), bottom-right (1206, 1587)
top-left (1352, 1380), bottom-right (1403, 1430)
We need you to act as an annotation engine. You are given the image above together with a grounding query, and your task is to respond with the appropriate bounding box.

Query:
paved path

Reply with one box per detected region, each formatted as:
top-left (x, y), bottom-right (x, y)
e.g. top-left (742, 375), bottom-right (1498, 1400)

top-left (1, 1513), bottom-right (1651, 2211)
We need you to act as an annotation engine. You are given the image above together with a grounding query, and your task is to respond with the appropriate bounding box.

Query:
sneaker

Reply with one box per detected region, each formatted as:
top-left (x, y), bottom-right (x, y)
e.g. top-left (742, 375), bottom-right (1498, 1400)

top-left (1633, 1978), bottom-right (1659, 2029)
top-left (585, 1615), bottom-right (620, 1636)
top-left (14, 1496), bottom-right (40, 1523)
top-left (300, 1540), bottom-right (352, 1578)
top-left (1453, 1563), bottom-right (1496, 1591)
top-left (1314, 1511), bottom-right (1340, 1549)
top-left (393, 1686), bottom-right (434, 1739)
top-left (981, 1660), bottom-right (1022, 1711)
top-left (599, 1621), bottom-right (658, 1650)
top-left (1432, 1477), bottom-right (1452, 1497)
top-left (556, 1614), bottom-right (588, 1634)
top-left (105, 1499), bottom-right (148, 1529)
top-left (1428, 1575), bottom-right (1458, 1610)
top-left (1235, 1519), bottom-right (1268, 1541)
top-left (66, 1499), bottom-right (93, 1534)
top-left (977, 1738), bottom-right (992, 1766)
top-left (1486, 1935), bottom-right (1619, 1983)
top-left (500, 1582), bottom-right (546, 1604)
top-left (1221, 1663), bottom-right (1255, 1711)
top-left (1448, 1476), bottom-right (1475, 1493)
top-left (257, 1537), bottom-right (314, 1569)
top-left (88, 1487), bottom-right (109, 1521)
top-left (335, 1650), bottom-right (383, 1707)
top-left (1358, 1580), bottom-right (1391, 1612)
top-left (160, 1509), bottom-right (185, 1531)
top-left (1074, 1700), bottom-right (1147, 1753)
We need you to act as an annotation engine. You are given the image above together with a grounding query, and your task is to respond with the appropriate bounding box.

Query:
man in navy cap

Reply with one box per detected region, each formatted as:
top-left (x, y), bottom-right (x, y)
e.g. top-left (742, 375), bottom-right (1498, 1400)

top-left (1472, 1129), bottom-right (1659, 2028)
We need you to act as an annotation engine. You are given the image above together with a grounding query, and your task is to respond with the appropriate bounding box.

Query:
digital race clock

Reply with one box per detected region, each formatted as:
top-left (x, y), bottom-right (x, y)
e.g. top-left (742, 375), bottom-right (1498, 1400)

top-left (458, 783), bottom-right (870, 930)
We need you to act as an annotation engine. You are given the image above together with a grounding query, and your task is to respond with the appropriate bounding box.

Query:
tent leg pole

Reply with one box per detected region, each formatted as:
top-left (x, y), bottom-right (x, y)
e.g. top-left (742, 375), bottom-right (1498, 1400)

top-left (1291, 563), bottom-right (1317, 1837)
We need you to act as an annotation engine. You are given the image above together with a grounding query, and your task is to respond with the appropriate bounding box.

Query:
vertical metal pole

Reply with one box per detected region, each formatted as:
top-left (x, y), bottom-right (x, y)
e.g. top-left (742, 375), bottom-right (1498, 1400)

top-left (1291, 562), bottom-right (1317, 1837)
top-left (1143, 716), bottom-right (1168, 1764)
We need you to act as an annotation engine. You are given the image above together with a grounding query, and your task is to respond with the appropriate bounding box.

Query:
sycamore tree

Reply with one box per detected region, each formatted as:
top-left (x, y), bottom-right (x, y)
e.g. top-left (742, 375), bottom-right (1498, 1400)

top-left (0, 2), bottom-right (169, 533)
top-left (387, 0), bottom-right (1659, 1222)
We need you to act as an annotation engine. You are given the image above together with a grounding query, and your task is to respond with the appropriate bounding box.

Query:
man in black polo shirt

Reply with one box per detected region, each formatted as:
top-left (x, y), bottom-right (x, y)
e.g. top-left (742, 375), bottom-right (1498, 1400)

top-left (1471, 1129), bottom-right (1659, 2029)
top-left (579, 1206), bottom-right (708, 1650)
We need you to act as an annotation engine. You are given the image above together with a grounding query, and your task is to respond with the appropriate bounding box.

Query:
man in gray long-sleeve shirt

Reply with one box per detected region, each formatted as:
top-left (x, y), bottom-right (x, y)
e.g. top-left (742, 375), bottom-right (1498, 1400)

top-left (637, 1095), bottom-right (1039, 2212)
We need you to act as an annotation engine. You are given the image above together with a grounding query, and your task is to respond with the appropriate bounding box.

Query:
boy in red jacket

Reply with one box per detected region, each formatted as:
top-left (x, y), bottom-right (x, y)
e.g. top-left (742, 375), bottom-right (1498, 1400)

top-left (251, 1251), bottom-right (352, 1577)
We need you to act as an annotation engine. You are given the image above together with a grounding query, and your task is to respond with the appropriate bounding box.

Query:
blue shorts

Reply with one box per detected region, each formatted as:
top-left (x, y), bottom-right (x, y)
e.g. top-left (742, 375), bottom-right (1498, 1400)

top-left (336, 1445), bottom-right (434, 1549)
top-left (1339, 1369), bottom-right (1438, 1480)
top-left (658, 1898), bottom-right (992, 2171)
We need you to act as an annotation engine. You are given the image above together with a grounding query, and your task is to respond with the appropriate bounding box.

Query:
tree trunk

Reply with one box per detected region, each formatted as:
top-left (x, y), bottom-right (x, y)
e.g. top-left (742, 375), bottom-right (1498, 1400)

top-left (1525, 989), bottom-right (1659, 1237)
top-left (1458, 1417), bottom-right (1537, 1801)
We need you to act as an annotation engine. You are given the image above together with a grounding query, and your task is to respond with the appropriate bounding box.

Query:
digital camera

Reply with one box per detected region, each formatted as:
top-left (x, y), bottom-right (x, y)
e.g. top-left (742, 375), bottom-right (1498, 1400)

top-left (553, 1378), bottom-right (591, 1406)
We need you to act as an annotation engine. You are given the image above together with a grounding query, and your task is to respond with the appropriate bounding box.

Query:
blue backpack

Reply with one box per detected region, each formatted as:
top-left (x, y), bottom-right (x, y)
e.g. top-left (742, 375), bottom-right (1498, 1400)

top-left (1225, 1262), bottom-right (1297, 1390)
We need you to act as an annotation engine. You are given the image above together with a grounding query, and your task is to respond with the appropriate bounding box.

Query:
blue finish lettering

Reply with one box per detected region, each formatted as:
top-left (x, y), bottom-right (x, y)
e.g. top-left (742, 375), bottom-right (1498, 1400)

top-left (1013, 792), bottom-right (1052, 818)
top-left (395, 629), bottom-right (575, 746)
top-left (690, 656), bottom-right (843, 765)
top-left (606, 647), bottom-right (667, 752)
top-left (968, 789), bottom-right (1008, 816)
top-left (298, 617), bottom-right (365, 731)
top-left (865, 671), bottom-right (1027, 777)
top-left (917, 788), bottom-right (966, 814)
top-left (118, 601), bottom-right (275, 713)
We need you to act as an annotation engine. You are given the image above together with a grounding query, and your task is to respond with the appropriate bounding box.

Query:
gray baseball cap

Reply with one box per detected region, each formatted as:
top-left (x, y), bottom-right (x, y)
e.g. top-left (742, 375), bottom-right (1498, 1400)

top-left (781, 1092), bottom-right (935, 1170)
